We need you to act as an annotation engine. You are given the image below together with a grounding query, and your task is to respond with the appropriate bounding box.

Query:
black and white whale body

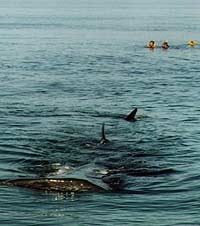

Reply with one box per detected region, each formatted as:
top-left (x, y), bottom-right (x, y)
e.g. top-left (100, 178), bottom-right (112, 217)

top-left (0, 178), bottom-right (107, 193)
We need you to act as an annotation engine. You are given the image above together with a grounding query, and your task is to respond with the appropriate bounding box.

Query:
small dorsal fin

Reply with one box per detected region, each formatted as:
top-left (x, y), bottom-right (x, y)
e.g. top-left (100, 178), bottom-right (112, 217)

top-left (100, 123), bottom-right (109, 144)
top-left (125, 108), bottom-right (137, 121)
top-left (102, 123), bottom-right (106, 140)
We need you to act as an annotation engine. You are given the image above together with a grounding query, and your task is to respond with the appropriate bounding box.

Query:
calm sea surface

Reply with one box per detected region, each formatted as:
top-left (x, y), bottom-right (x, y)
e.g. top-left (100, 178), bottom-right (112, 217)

top-left (0, 0), bottom-right (200, 225)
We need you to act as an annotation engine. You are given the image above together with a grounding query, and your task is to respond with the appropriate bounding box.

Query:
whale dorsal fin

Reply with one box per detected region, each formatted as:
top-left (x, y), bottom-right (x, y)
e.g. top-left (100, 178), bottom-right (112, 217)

top-left (100, 123), bottom-right (109, 144)
top-left (125, 108), bottom-right (137, 121)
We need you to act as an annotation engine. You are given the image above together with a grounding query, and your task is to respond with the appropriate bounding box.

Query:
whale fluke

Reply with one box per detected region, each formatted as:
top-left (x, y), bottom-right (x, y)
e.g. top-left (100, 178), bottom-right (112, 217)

top-left (0, 178), bottom-right (106, 193)
top-left (124, 108), bottom-right (137, 121)
top-left (100, 123), bottom-right (109, 144)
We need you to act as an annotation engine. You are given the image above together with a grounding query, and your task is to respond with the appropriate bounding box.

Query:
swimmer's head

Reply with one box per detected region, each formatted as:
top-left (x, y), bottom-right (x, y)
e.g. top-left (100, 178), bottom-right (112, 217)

top-left (187, 40), bottom-right (197, 47)
top-left (162, 40), bottom-right (169, 49)
top-left (148, 40), bottom-right (156, 48)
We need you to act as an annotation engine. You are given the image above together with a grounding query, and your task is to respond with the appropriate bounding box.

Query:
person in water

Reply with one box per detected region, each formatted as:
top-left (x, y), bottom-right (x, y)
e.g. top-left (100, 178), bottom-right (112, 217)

top-left (161, 40), bottom-right (169, 49)
top-left (187, 40), bottom-right (197, 47)
top-left (147, 40), bottom-right (156, 49)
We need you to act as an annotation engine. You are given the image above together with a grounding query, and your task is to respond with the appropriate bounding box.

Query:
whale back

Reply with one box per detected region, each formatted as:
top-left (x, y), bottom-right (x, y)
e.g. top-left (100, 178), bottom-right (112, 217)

top-left (0, 178), bottom-right (106, 192)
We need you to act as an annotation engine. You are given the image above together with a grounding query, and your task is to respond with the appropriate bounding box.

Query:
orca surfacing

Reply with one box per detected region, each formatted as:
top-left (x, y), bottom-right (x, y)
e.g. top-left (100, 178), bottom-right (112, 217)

top-left (0, 108), bottom-right (139, 194)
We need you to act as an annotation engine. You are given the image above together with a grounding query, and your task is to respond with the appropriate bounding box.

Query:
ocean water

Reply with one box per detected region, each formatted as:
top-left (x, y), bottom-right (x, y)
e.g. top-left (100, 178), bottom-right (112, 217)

top-left (0, 0), bottom-right (200, 225)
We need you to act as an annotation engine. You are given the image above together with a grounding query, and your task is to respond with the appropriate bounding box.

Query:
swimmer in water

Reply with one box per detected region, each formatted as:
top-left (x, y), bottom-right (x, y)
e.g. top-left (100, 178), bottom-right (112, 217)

top-left (161, 40), bottom-right (169, 49)
top-left (147, 40), bottom-right (156, 49)
top-left (187, 40), bottom-right (197, 47)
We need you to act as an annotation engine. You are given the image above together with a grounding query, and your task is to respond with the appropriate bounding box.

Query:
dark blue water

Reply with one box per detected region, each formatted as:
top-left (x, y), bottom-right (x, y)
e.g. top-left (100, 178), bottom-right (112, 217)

top-left (0, 0), bottom-right (200, 225)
